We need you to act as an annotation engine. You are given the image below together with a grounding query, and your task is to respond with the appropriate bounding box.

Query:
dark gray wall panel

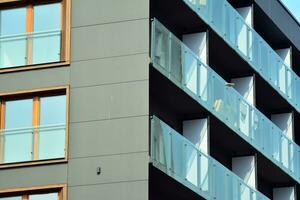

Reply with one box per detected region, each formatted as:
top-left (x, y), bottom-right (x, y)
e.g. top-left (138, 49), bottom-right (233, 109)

top-left (68, 180), bottom-right (148, 200)
top-left (68, 152), bottom-right (148, 186)
top-left (69, 116), bottom-right (148, 158)
top-left (0, 67), bottom-right (70, 93)
top-left (70, 81), bottom-right (149, 123)
top-left (71, 19), bottom-right (149, 62)
top-left (72, 0), bottom-right (149, 27)
top-left (0, 164), bottom-right (67, 189)
top-left (70, 54), bottom-right (149, 88)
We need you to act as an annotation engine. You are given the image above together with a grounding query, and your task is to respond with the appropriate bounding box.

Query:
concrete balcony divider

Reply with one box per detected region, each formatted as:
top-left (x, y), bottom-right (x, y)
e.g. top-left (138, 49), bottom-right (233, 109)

top-left (151, 19), bottom-right (300, 183)
top-left (150, 115), bottom-right (269, 200)
top-left (183, 0), bottom-right (300, 113)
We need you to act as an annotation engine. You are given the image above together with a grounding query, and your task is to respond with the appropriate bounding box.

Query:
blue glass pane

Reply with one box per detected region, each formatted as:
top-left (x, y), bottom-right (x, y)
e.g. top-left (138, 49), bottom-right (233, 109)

top-left (34, 3), bottom-right (61, 32)
top-left (0, 7), bottom-right (27, 68)
top-left (38, 128), bottom-right (65, 160)
top-left (0, 36), bottom-right (26, 68)
top-left (29, 193), bottom-right (58, 200)
top-left (4, 99), bottom-right (33, 163)
top-left (32, 31), bottom-right (61, 64)
top-left (40, 95), bottom-right (66, 125)
top-left (5, 99), bottom-right (33, 129)
top-left (0, 197), bottom-right (22, 200)
top-left (38, 95), bottom-right (66, 160)
top-left (0, 8), bottom-right (26, 36)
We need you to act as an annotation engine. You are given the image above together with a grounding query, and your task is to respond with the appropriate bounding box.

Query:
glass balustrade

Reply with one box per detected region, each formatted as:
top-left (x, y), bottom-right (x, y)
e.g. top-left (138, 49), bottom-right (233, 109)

top-left (151, 18), bottom-right (300, 183)
top-left (0, 124), bottom-right (66, 164)
top-left (151, 115), bottom-right (269, 200)
top-left (183, 0), bottom-right (300, 112)
top-left (0, 30), bottom-right (61, 69)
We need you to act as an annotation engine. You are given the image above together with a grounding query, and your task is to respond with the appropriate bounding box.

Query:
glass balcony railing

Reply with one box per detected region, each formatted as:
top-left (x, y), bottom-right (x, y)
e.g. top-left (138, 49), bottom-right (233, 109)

top-left (0, 124), bottom-right (66, 164)
top-left (182, 0), bottom-right (300, 112)
top-left (151, 19), bottom-right (300, 183)
top-left (151, 115), bottom-right (269, 200)
top-left (0, 30), bottom-right (61, 69)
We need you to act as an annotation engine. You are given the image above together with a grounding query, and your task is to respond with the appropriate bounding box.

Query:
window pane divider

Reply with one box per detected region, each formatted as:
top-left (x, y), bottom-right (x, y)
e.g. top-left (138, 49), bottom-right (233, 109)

top-left (0, 101), bottom-right (5, 163)
top-left (25, 5), bottom-right (33, 65)
top-left (32, 96), bottom-right (40, 160)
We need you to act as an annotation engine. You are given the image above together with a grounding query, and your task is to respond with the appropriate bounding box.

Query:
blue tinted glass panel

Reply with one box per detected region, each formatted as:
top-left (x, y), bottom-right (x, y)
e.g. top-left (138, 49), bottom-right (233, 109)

top-left (34, 3), bottom-right (61, 32)
top-left (40, 95), bottom-right (66, 125)
top-left (0, 197), bottom-right (22, 200)
top-left (32, 32), bottom-right (61, 64)
top-left (0, 36), bottom-right (27, 68)
top-left (29, 193), bottom-right (58, 200)
top-left (0, 8), bottom-right (26, 36)
top-left (5, 99), bottom-right (33, 129)
top-left (39, 95), bottom-right (66, 160)
top-left (0, 7), bottom-right (27, 68)
top-left (4, 99), bottom-right (33, 163)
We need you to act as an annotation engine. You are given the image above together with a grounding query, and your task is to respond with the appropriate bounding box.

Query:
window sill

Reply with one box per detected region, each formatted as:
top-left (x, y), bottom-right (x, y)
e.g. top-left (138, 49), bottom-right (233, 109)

top-left (0, 158), bottom-right (68, 169)
top-left (0, 61), bottom-right (70, 74)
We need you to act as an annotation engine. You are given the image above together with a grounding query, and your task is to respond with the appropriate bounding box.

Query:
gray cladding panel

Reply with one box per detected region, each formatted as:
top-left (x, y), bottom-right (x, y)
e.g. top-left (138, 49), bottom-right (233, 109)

top-left (70, 53), bottom-right (149, 88)
top-left (68, 152), bottom-right (148, 186)
top-left (69, 116), bottom-right (149, 158)
top-left (70, 80), bottom-right (149, 123)
top-left (72, 0), bottom-right (149, 27)
top-left (68, 180), bottom-right (148, 200)
top-left (0, 164), bottom-right (67, 189)
top-left (71, 19), bottom-right (149, 62)
top-left (0, 67), bottom-right (70, 93)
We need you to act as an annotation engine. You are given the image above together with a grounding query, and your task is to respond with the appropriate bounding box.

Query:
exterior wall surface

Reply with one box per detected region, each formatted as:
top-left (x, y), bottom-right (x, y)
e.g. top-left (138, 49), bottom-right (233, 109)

top-left (0, 0), bottom-right (150, 199)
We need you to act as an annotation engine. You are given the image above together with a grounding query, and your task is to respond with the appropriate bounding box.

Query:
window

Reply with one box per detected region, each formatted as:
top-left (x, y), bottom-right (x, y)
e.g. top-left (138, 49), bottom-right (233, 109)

top-left (0, 87), bottom-right (69, 167)
top-left (0, 0), bottom-right (71, 72)
top-left (0, 185), bottom-right (66, 200)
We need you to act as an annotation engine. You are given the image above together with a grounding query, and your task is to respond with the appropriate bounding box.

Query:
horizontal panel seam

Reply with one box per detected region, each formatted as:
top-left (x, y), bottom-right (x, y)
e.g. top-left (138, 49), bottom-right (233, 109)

top-left (68, 179), bottom-right (148, 188)
top-left (72, 18), bottom-right (149, 29)
top-left (70, 79), bottom-right (149, 90)
top-left (69, 150), bottom-right (148, 160)
top-left (69, 114), bottom-right (149, 124)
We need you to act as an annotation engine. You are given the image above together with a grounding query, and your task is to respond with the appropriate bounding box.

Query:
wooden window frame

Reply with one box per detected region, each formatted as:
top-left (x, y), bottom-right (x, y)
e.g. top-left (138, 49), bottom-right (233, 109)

top-left (0, 86), bottom-right (70, 169)
top-left (0, 0), bottom-right (71, 73)
top-left (0, 184), bottom-right (67, 200)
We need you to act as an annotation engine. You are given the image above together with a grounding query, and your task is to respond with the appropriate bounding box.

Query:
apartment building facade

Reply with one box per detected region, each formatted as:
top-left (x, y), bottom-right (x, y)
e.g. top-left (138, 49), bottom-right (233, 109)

top-left (0, 0), bottom-right (299, 199)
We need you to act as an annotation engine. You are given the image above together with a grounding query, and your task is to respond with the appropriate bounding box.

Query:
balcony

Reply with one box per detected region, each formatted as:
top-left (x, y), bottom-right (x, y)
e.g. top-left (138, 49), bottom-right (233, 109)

top-left (151, 19), bottom-right (300, 183)
top-left (150, 115), bottom-right (269, 200)
top-left (182, 0), bottom-right (300, 113)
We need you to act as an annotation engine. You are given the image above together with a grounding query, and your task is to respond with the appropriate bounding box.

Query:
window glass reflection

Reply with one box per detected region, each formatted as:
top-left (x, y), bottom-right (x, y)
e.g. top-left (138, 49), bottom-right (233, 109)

top-left (3, 99), bottom-right (33, 163)
top-left (40, 95), bottom-right (66, 125)
top-left (29, 193), bottom-right (58, 200)
top-left (0, 8), bottom-right (26, 36)
top-left (34, 3), bottom-right (61, 32)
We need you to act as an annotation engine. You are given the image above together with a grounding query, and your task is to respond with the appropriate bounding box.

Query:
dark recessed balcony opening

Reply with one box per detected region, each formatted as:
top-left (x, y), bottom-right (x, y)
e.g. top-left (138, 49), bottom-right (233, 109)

top-left (149, 66), bottom-right (296, 198)
top-left (149, 164), bottom-right (205, 200)
top-left (150, 0), bottom-right (207, 39)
